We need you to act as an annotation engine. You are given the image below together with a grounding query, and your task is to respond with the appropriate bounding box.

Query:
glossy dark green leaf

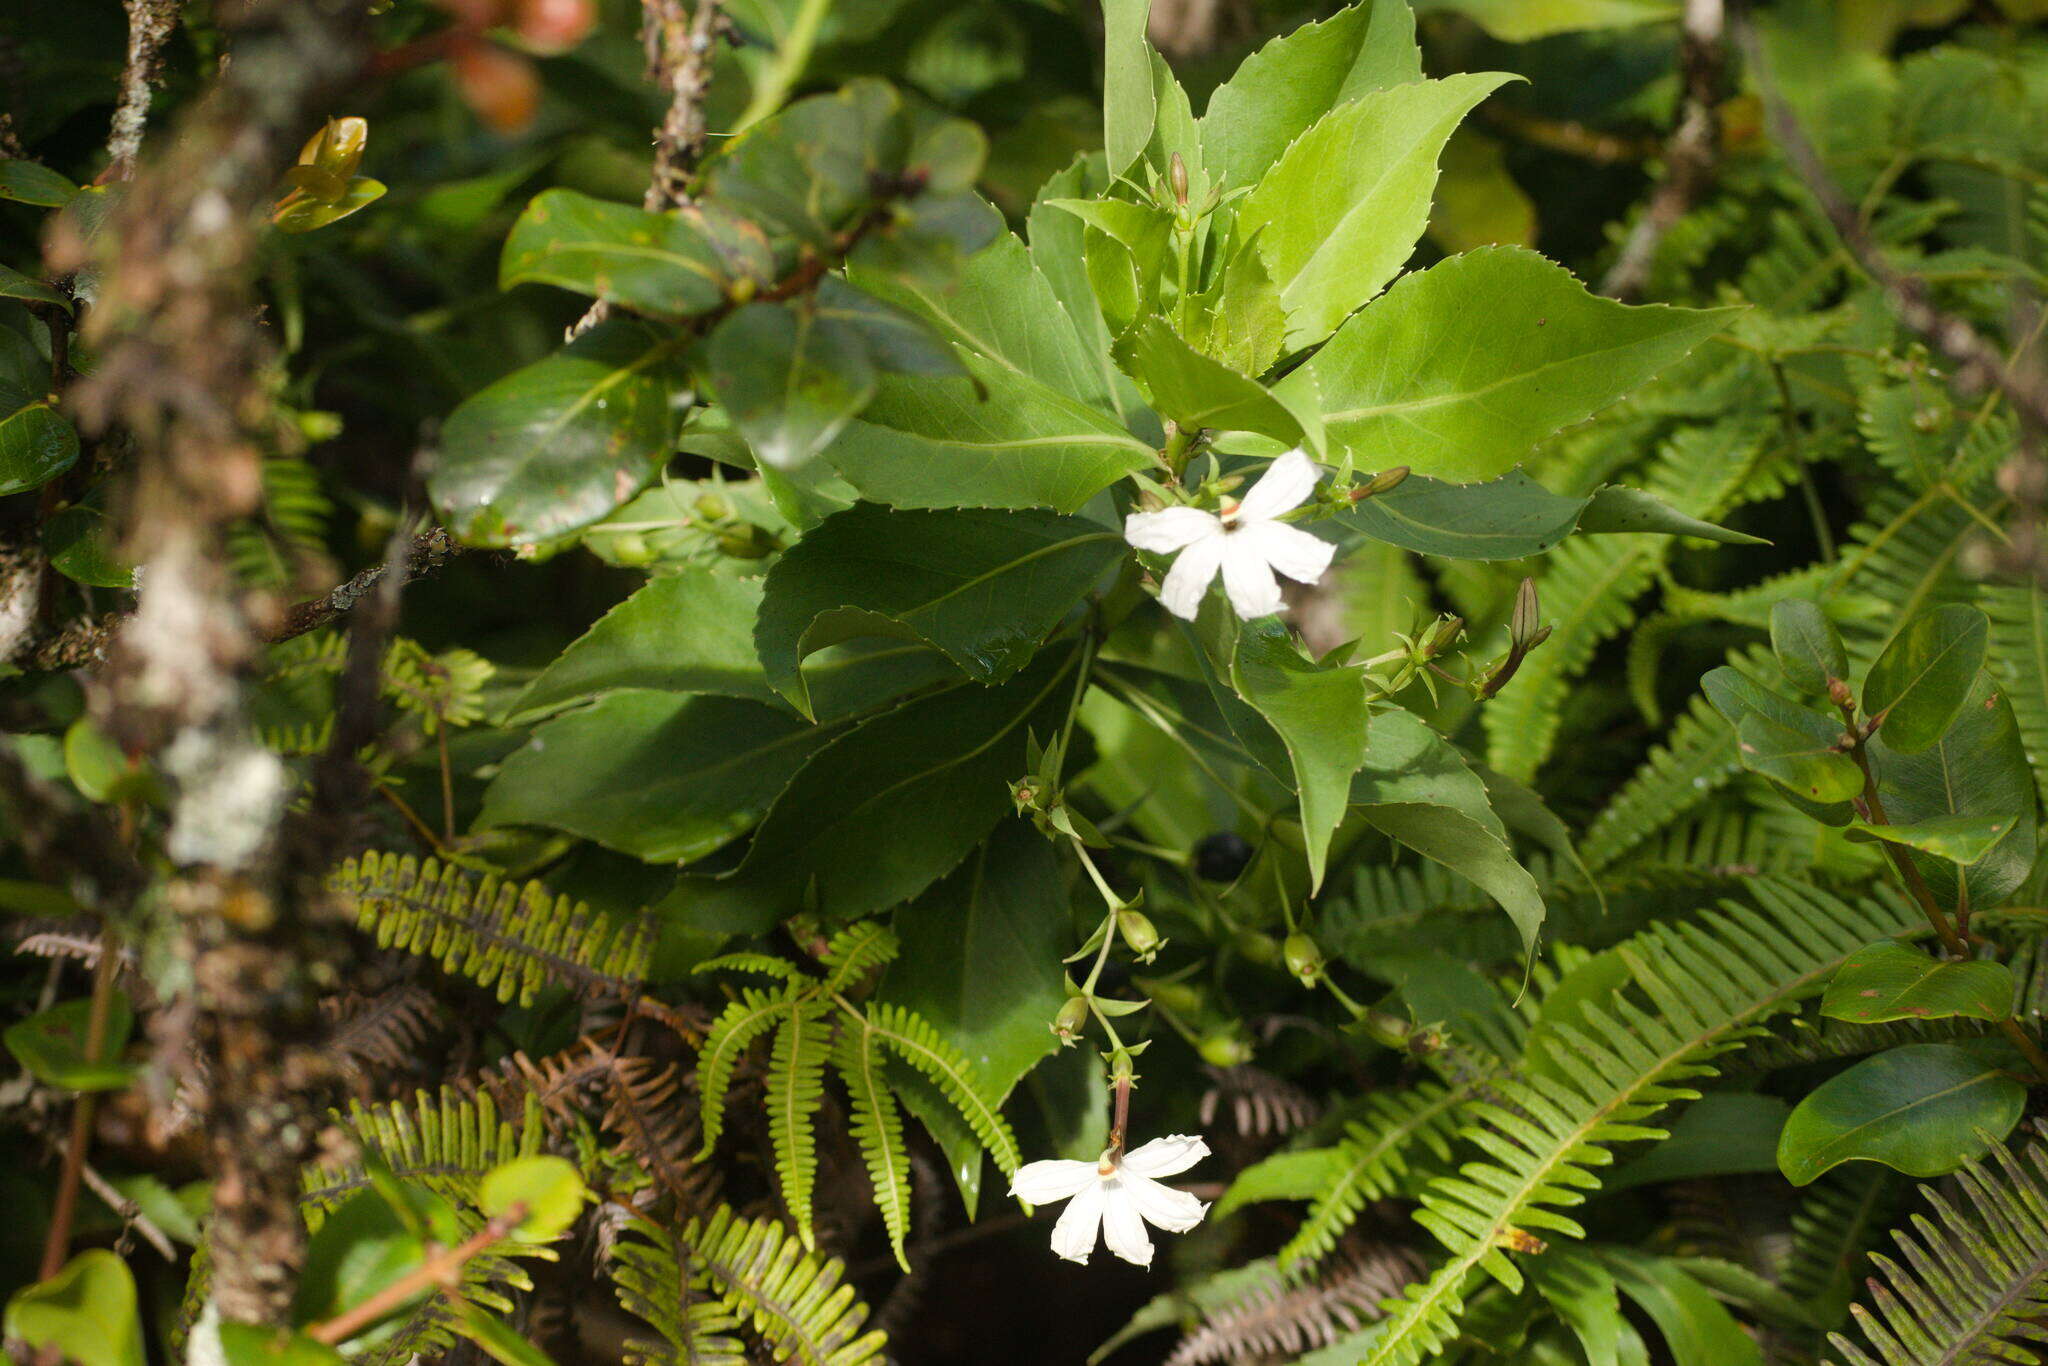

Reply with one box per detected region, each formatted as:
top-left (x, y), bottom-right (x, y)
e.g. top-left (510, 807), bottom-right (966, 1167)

top-left (1820, 940), bottom-right (2013, 1024)
top-left (0, 262), bottom-right (70, 312)
top-left (814, 278), bottom-right (961, 377)
top-left (219, 1325), bottom-right (348, 1366)
top-left (430, 321), bottom-right (687, 548)
top-left (882, 821), bottom-right (1067, 1108)
top-left (1604, 1093), bottom-right (1790, 1192)
top-left (1277, 246), bottom-right (1734, 478)
top-left (481, 692), bottom-right (835, 863)
top-left (1735, 711), bottom-right (1864, 803)
top-left (702, 301), bottom-right (875, 472)
top-left (508, 568), bottom-right (778, 721)
top-left (1702, 665), bottom-right (1858, 821)
top-left (1870, 675), bottom-right (2037, 909)
top-left (4, 1250), bottom-right (146, 1366)
top-left (1199, 0), bottom-right (1422, 191)
top-left (1776, 1041), bottom-right (2026, 1185)
top-left (42, 500), bottom-right (132, 588)
top-left (0, 372), bottom-right (79, 496)
top-left (0, 158), bottom-right (79, 207)
top-left (500, 188), bottom-right (773, 318)
top-left (1112, 317), bottom-right (1315, 449)
top-left (4, 993), bottom-right (136, 1091)
top-left (701, 80), bottom-right (915, 253)
top-left (1206, 613), bottom-right (1371, 890)
top-left (1769, 599), bottom-right (1848, 697)
top-left (1574, 487), bottom-right (1765, 545)
top-left (664, 649), bottom-right (1076, 931)
top-left (1865, 604), bottom-right (1989, 752)
top-left (291, 1190), bottom-right (427, 1340)
top-left (755, 503), bottom-right (1121, 714)
top-left (1844, 812), bottom-right (2016, 865)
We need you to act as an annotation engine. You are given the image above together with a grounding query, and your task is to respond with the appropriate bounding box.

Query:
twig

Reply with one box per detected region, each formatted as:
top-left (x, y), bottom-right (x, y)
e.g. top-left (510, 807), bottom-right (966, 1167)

top-left (570, 0), bottom-right (725, 339)
top-left (37, 930), bottom-right (121, 1282)
top-left (105, 0), bottom-right (180, 179)
top-left (1602, 0), bottom-right (1725, 299)
top-left (1735, 15), bottom-right (2048, 432)
top-left (11, 526), bottom-right (458, 673)
top-left (76, 1158), bottom-right (176, 1261)
top-left (303, 1204), bottom-right (527, 1346)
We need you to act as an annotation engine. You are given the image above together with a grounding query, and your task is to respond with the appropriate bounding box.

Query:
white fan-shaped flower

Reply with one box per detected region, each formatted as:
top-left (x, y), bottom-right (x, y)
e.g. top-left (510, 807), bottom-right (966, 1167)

top-left (1009, 1133), bottom-right (1210, 1267)
top-left (1123, 449), bottom-right (1337, 621)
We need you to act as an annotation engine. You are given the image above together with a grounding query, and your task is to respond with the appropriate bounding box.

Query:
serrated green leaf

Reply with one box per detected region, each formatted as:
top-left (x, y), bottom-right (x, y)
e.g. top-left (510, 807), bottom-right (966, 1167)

top-left (430, 321), bottom-right (687, 548)
top-left (1821, 941), bottom-right (2013, 1024)
top-left (754, 503), bottom-right (1122, 714)
top-left (500, 188), bottom-right (772, 318)
top-left (482, 692), bottom-right (831, 863)
top-left (1279, 247), bottom-right (1735, 480)
top-left (1777, 1041), bottom-right (2025, 1185)
top-left (1865, 603), bottom-right (1989, 753)
top-left (1112, 317), bottom-right (1316, 449)
top-left (1102, 0), bottom-right (1156, 176)
top-left (1200, 0), bottom-right (1422, 191)
top-left (1238, 75), bottom-right (1515, 351)
top-left (703, 301), bottom-right (875, 472)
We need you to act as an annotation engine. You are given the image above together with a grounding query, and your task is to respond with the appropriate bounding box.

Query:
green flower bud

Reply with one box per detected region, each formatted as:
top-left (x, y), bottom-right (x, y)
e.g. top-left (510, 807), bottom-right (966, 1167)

top-left (1117, 908), bottom-right (1162, 959)
top-left (1233, 930), bottom-right (1282, 968)
top-left (1196, 1026), bottom-right (1254, 1068)
top-left (695, 490), bottom-right (735, 521)
top-left (1050, 995), bottom-right (1090, 1047)
top-left (1283, 933), bottom-right (1324, 986)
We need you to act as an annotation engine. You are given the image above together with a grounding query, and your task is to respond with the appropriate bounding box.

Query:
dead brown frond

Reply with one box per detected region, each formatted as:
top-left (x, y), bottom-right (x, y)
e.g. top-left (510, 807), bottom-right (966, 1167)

top-left (1199, 1065), bottom-right (1322, 1138)
top-left (603, 1052), bottom-right (719, 1212)
top-left (323, 985), bottom-right (441, 1080)
top-left (1166, 1246), bottom-right (1422, 1366)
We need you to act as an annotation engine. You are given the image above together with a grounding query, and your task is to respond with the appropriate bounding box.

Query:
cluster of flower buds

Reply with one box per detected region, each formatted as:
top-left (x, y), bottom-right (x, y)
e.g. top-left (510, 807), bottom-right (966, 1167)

top-left (435, 0), bottom-right (597, 133)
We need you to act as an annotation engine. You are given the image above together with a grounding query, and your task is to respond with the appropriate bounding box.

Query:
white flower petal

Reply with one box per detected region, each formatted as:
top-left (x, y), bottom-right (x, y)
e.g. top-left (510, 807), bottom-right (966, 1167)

top-left (1123, 1171), bottom-right (1209, 1234)
top-left (1049, 1179), bottom-right (1107, 1264)
top-left (1236, 449), bottom-right (1322, 522)
top-left (1236, 519), bottom-right (1336, 586)
top-left (1220, 537), bottom-right (1285, 619)
top-left (1099, 1182), bottom-right (1154, 1266)
top-left (1158, 531), bottom-right (1227, 621)
top-left (1120, 1134), bottom-right (1209, 1180)
top-left (1125, 506), bottom-right (1221, 554)
top-left (1010, 1158), bottom-right (1098, 1206)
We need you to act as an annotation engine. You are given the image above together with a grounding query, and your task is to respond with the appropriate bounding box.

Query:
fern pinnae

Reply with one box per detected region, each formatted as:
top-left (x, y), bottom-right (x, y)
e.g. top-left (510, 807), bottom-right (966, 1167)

top-left (608, 1216), bottom-right (749, 1366)
top-left (696, 986), bottom-right (792, 1157)
top-left (690, 1206), bottom-right (888, 1366)
top-left (865, 1000), bottom-right (1021, 1176)
top-left (333, 851), bottom-right (651, 1005)
top-left (1831, 1133), bottom-right (2048, 1366)
top-left (768, 1002), bottom-right (830, 1248)
top-left (836, 1022), bottom-right (913, 1271)
top-left (1281, 1082), bottom-right (1471, 1274)
top-left (820, 921), bottom-right (898, 995)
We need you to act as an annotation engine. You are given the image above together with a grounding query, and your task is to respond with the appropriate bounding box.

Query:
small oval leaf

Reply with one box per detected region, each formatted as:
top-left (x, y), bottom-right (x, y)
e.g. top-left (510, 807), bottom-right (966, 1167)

top-left (1776, 1042), bottom-right (2026, 1186)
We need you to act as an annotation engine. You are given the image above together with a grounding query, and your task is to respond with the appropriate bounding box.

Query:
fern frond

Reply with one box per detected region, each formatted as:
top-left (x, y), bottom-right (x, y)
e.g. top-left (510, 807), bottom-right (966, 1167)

top-left (333, 851), bottom-right (651, 1005)
top-left (608, 1215), bottom-right (750, 1366)
top-left (695, 953), bottom-right (805, 981)
top-left (1281, 1082), bottom-right (1472, 1273)
top-left (1827, 487), bottom-right (1981, 663)
top-left (323, 985), bottom-right (441, 1079)
top-left (767, 1003), bottom-right (830, 1247)
top-left (1831, 1133), bottom-right (2048, 1366)
top-left (836, 1022), bottom-right (912, 1271)
top-left (1355, 881), bottom-right (1918, 1366)
top-left (1779, 1166), bottom-right (1905, 1330)
top-left (696, 987), bottom-right (794, 1157)
top-left (820, 921), bottom-right (898, 994)
top-left (1198, 1064), bottom-right (1321, 1139)
top-left (604, 1053), bottom-right (719, 1211)
top-left (689, 1205), bottom-right (888, 1366)
top-left (1983, 584), bottom-right (2048, 808)
top-left (304, 1085), bottom-right (541, 1214)
top-left (865, 1000), bottom-right (1021, 1176)
top-left (1165, 1248), bottom-right (1420, 1366)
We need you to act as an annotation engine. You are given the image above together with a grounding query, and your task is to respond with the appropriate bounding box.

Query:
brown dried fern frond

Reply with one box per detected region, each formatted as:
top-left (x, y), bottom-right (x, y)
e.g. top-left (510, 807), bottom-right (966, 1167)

top-left (1198, 1064), bottom-right (1322, 1138)
top-left (1166, 1245), bottom-right (1422, 1366)
top-left (603, 1052), bottom-right (719, 1211)
top-left (323, 985), bottom-right (442, 1079)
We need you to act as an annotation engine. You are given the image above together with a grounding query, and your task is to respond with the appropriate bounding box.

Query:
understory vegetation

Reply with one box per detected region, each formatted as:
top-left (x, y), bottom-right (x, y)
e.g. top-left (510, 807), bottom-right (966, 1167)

top-left (5, 0), bottom-right (2048, 1364)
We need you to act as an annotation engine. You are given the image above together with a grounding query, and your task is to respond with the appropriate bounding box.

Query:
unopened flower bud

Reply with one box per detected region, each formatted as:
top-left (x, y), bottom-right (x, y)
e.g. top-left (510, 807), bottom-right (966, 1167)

top-left (1170, 152), bottom-right (1189, 207)
top-left (1363, 465), bottom-right (1410, 496)
top-left (1283, 933), bottom-right (1324, 986)
top-left (1196, 1027), bottom-right (1253, 1068)
top-left (1233, 930), bottom-right (1281, 968)
top-left (1118, 909), bottom-right (1162, 959)
top-left (1051, 995), bottom-right (1090, 1046)
top-left (1425, 616), bottom-right (1464, 657)
top-left (695, 490), bottom-right (734, 521)
top-left (1510, 577), bottom-right (1541, 650)
top-left (1827, 677), bottom-right (1854, 709)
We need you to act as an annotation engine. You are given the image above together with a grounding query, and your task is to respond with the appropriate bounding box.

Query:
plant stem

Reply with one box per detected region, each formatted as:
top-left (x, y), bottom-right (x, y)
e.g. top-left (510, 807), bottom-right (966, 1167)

top-left (305, 1204), bottom-right (526, 1346)
top-left (436, 726), bottom-right (456, 842)
top-left (37, 928), bottom-right (121, 1282)
top-left (732, 0), bottom-right (827, 133)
